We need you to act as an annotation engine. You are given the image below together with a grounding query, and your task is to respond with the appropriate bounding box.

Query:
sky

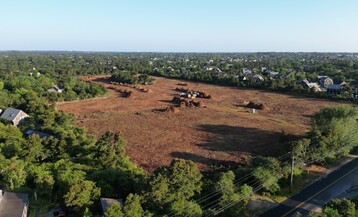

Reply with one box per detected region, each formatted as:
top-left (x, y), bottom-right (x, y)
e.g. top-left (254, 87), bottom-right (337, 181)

top-left (1, 0), bottom-right (358, 52)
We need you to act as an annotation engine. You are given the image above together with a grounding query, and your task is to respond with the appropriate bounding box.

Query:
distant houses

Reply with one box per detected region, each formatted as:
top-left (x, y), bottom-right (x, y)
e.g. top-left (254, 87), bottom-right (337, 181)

top-left (0, 190), bottom-right (29, 217)
top-left (0, 108), bottom-right (29, 127)
top-left (261, 68), bottom-right (280, 78)
top-left (241, 68), bottom-right (264, 83)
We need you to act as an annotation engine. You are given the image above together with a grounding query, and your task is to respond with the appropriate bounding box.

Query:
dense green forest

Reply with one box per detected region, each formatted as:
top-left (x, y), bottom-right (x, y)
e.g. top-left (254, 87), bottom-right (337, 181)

top-left (0, 52), bottom-right (357, 216)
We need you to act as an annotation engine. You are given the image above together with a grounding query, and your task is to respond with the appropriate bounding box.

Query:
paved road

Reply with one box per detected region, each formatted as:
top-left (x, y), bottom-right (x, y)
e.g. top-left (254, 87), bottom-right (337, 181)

top-left (260, 157), bottom-right (358, 217)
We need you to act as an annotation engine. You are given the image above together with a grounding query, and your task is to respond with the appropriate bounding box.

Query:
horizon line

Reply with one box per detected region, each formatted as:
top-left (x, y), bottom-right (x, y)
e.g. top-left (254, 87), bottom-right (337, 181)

top-left (1, 50), bottom-right (358, 54)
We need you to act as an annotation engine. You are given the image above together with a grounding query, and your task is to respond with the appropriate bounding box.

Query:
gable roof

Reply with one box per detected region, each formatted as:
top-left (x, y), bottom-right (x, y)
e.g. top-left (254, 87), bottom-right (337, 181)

top-left (47, 84), bottom-right (65, 93)
top-left (0, 192), bottom-right (29, 217)
top-left (0, 108), bottom-right (25, 122)
top-left (100, 198), bottom-right (123, 213)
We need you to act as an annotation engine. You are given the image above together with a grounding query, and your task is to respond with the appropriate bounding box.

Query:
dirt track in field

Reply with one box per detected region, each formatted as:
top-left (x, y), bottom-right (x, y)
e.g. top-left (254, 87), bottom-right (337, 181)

top-left (57, 75), bottom-right (347, 172)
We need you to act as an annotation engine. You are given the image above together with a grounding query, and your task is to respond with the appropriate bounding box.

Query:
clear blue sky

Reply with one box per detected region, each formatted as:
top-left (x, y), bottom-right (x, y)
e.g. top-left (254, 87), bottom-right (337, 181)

top-left (1, 0), bottom-right (358, 52)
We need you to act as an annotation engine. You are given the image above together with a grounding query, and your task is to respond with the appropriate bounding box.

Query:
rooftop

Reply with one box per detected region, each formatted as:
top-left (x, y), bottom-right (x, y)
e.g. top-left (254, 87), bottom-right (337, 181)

top-left (0, 108), bottom-right (23, 122)
top-left (0, 192), bottom-right (29, 217)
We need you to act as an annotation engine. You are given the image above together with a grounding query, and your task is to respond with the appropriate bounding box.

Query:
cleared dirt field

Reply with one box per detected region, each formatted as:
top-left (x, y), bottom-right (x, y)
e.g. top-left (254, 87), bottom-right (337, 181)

top-left (57, 75), bottom-right (347, 172)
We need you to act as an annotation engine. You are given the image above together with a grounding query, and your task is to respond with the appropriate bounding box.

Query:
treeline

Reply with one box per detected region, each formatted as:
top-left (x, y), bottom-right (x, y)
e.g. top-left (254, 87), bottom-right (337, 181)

top-left (111, 71), bottom-right (155, 85)
top-left (1, 52), bottom-right (358, 101)
top-left (1, 52), bottom-right (358, 81)
top-left (292, 106), bottom-right (358, 165)
top-left (306, 194), bottom-right (358, 217)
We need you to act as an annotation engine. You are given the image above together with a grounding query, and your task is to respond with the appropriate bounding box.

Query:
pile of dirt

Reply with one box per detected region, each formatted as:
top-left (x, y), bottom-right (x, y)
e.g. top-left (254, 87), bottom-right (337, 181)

top-left (139, 88), bottom-right (150, 92)
top-left (171, 96), bottom-right (182, 104)
top-left (171, 97), bottom-right (206, 108)
top-left (242, 101), bottom-right (250, 106)
top-left (246, 101), bottom-right (269, 111)
top-left (175, 87), bottom-right (189, 92)
top-left (119, 89), bottom-right (134, 98)
top-left (202, 92), bottom-right (212, 99)
top-left (177, 82), bottom-right (188, 86)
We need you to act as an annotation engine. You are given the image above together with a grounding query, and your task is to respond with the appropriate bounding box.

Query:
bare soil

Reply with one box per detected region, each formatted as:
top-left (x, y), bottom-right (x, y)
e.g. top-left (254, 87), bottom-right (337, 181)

top-left (57, 75), bottom-right (348, 172)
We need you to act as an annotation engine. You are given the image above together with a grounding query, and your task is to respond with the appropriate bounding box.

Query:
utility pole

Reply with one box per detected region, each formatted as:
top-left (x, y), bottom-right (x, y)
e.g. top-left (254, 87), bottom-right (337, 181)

top-left (289, 152), bottom-right (294, 193)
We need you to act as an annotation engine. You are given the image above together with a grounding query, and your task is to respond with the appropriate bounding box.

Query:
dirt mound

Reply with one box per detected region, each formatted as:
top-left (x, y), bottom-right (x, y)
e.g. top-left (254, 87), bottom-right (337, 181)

top-left (175, 87), bottom-right (189, 92)
top-left (203, 94), bottom-right (212, 99)
top-left (171, 96), bottom-right (206, 108)
top-left (118, 89), bottom-right (134, 98)
top-left (140, 88), bottom-right (150, 93)
top-left (171, 96), bottom-right (182, 104)
top-left (177, 82), bottom-right (188, 86)
top-left (246, 101), bottom-right (269, 110)
top-left (242, 101), bottom-right (250, 106)
top-left (197, 101), bottom-right (206, 108)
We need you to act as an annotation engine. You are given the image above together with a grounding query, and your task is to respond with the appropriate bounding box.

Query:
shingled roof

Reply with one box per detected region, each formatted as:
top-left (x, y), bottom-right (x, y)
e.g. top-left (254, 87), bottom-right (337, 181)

top-left (0, 191), bottom-right (29, 217)
top-left (0, 108), bottom-right (23, 122)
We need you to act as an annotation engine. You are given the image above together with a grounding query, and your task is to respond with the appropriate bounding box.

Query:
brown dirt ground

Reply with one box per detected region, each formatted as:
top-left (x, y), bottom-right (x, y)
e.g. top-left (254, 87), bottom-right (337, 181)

top-left (57, 75), bottom-right (348, 172)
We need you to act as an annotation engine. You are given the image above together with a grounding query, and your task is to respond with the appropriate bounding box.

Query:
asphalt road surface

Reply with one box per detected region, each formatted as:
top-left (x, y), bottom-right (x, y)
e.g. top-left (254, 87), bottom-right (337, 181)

top-left (260, 157), bottom-right (358, 217)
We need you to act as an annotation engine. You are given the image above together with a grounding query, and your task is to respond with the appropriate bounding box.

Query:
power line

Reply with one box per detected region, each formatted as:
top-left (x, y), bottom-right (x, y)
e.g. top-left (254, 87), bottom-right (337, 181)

top-left (166, 152), bottom-right (291, 217)
top-left (198, 158), bottom-right (292, 216)
top-left (192, 142), bottom-right (354, 216)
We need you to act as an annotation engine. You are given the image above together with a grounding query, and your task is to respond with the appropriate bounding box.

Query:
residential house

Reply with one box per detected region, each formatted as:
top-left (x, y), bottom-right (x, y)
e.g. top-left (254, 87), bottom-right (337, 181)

top-left (299, 79), bottom-right (311, 89)
top-left (0, 108), bottom-right (29, 127)
top-left (100, 198), bottom-right (124, 214)
top-left (205, 67), bottom-right (222, 74)
top-left (245, 73), bottom-right (264, 83)
top-left (317, 76), bottom-right (334, 88)
top-left (47, 84), bottom-right (65, 93)
top-left (299, 79), bottom-right (321, 92)
top-left (327, 84), bottom-right (342, 95)
top-left (262, 69), bottom-right (280, 78)
top-left (242, 68), bottom-right (252, 76)
top-left (0, 190), bottom-right (29, 217)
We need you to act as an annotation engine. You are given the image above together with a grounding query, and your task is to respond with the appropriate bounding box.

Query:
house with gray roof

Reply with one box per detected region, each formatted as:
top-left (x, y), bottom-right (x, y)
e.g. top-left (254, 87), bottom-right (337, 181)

top-left (0, 108), bottom-right (29, 127)
top-left (47, 84), bottom-right (64, 93)
top-left (0, 190), bottom-right (29, 217)
top-left (327, 84), bottom-right (342, 95)
top-left (100, 197), bottom-right (124, 213)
